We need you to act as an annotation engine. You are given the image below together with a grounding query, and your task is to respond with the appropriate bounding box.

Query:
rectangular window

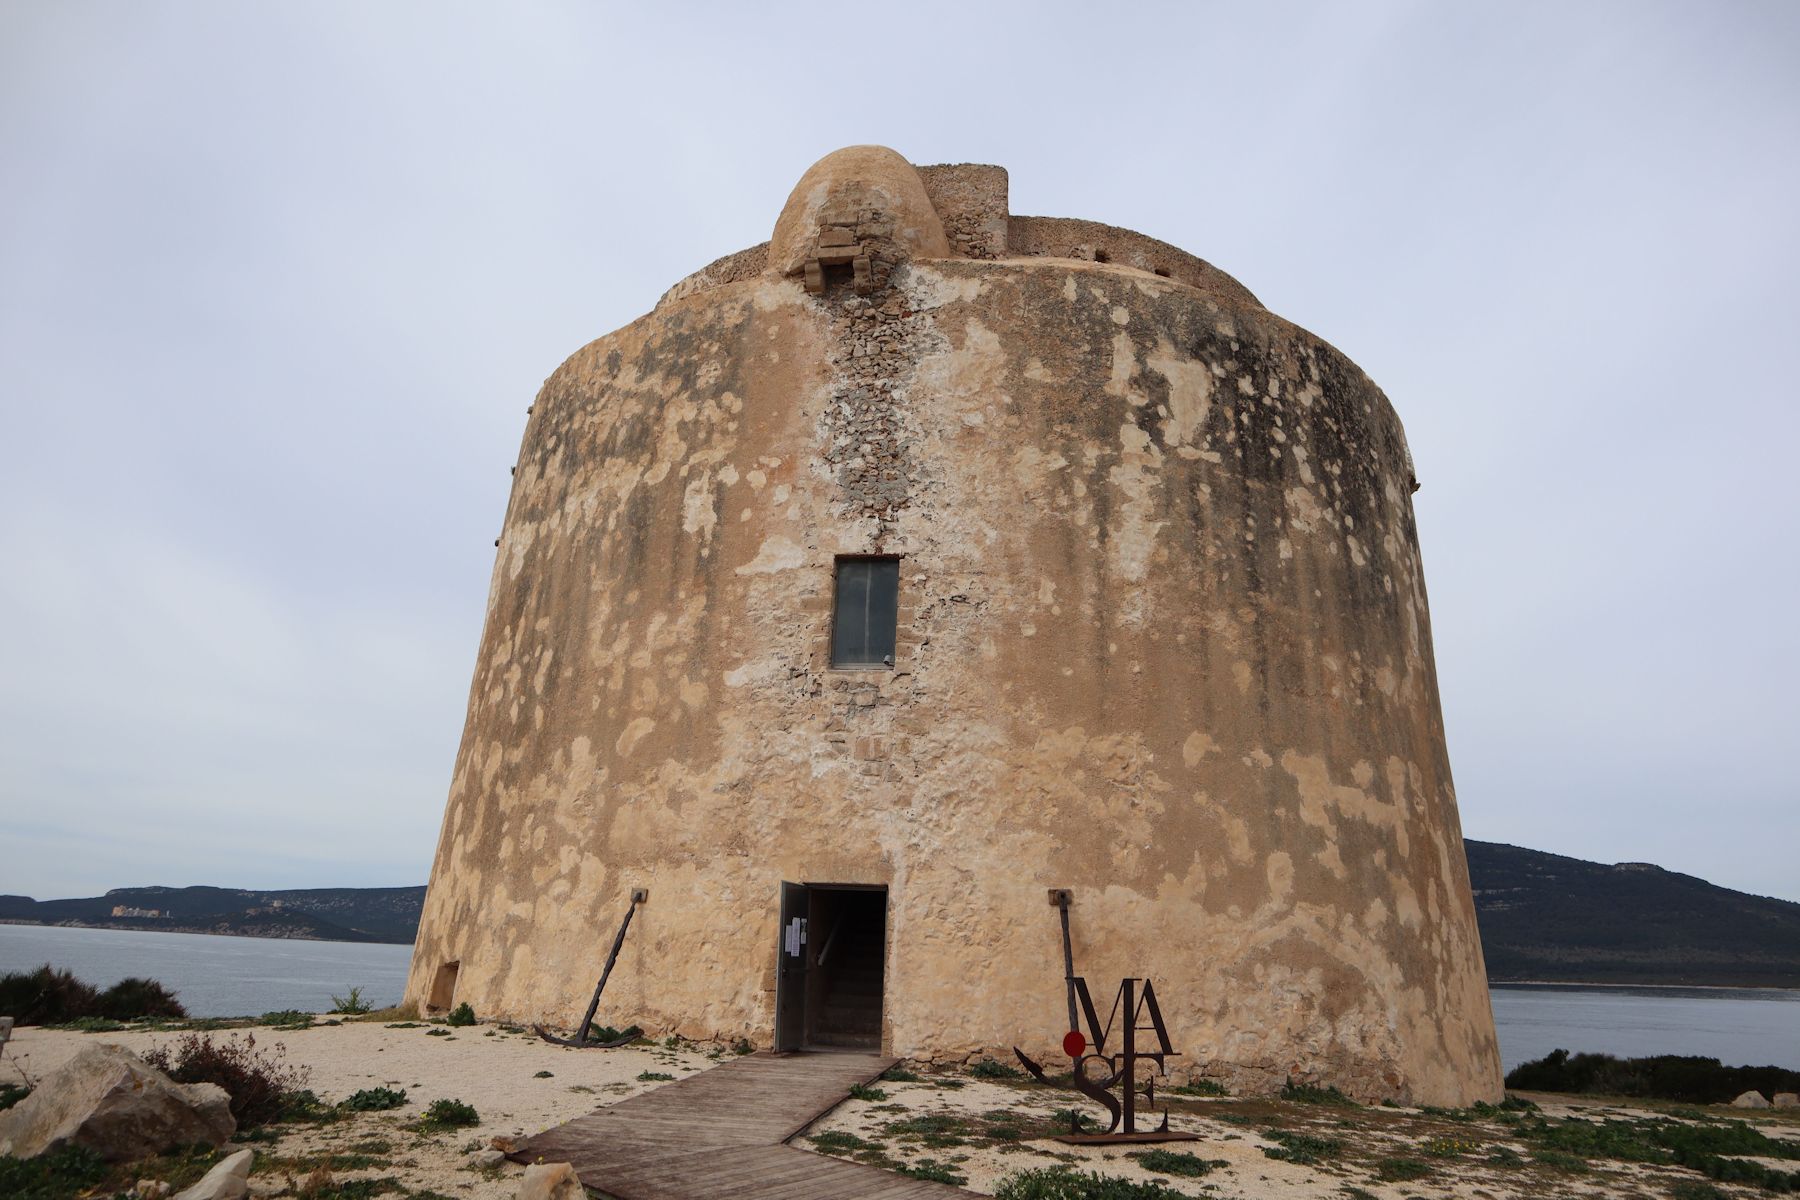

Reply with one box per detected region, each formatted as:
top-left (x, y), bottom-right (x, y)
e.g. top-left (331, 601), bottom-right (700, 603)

top-left (831, 557), bottom-right (899, 669)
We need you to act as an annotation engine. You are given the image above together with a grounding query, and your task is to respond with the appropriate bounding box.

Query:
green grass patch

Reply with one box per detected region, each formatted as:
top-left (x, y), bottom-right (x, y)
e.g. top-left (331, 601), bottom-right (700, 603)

top-left (260, 1009), bottom-right (315, 1029)
top-left (969, 1057), bottom-right (1023, 1080)
top-left (1421, 1135), bottom-right (1481, 1157)
top-left (1131, 1149), bottom-right (1227, 1177)
top-left (848, 1082), bottom-right (887, 1101)
top-left (0, 1145), bottom-right (108, 1200)
top-left (1261, 1130), bottom-right (1343, 1165)
top-left (1280, 1078), bottom-right (1357, 1106)
top-left (1374, 1157), bottom-right (1432, 1181)
top-left (881, 1066), bottom-right (923, 1082)
top-left (809, 1130), bottom-right (875, 1155)
top-left (897, 1158), bottom-right (968, 1186)
top-left (533, 1070), bottom-right (553, 1078)
top-left (992, 1166), bottom-right (1190, 1199)
top-left (636, 1071), bottom-right (675, 1082)
top-left (1169, 1079), bottom-right (1228, 1097)
top-left (1513, 1114), bottom-right (1800, 1190)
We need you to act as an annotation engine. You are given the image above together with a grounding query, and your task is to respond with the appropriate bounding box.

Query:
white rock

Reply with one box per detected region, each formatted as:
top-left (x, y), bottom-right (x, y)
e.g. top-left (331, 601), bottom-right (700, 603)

top-left (471, 1148), bottom-right (507, 1168)
top-left (133, 1181), bottom-right (174, 1199)
top-left (172, 1148), bottom-right (253, 1200)
top-left (0, 1044), bottom-right (234, 1162)
top-left (1731, 1089), bottom-right (1771, 1109)
top-left (517, 1161), bottom-right (583, 1200)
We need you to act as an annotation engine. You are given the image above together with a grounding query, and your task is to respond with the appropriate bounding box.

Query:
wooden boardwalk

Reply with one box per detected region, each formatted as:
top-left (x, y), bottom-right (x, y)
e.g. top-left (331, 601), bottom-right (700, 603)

top-left (509, 1051), bottom-right (972, 1198)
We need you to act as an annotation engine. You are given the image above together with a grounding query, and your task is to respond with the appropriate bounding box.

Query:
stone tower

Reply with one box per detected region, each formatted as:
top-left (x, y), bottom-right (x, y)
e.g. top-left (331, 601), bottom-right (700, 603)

top-left (405, 145), bottom-right (1503, 1106)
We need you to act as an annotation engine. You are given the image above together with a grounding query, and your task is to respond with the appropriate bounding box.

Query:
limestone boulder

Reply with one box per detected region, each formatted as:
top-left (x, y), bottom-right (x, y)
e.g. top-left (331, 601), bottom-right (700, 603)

top-left (171, 1148), bottom-right (253, 1200)
top-left (1730, 1089), bottom-right (1771, 1109)
top-left (517, 1162), bottom-right (583, 1200)
top-left (1774, 1092), bottom-right (1798, 1108)
top-left (0, 1044), bottom-right (235, 1161)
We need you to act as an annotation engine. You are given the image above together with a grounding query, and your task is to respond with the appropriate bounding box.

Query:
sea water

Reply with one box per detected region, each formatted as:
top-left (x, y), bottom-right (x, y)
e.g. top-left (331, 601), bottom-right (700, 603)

top-left (0, 924), bottom-right (412, 1017)
top-left (3, 924), bottom-right (1796, 1073)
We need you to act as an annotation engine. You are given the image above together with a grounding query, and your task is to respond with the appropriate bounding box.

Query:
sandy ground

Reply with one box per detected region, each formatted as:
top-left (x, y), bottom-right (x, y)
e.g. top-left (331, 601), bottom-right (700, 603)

top-left (7, 1018), bottom-right (721, 1197)
top-left (8, 1022), bottom-right (1799, 1198)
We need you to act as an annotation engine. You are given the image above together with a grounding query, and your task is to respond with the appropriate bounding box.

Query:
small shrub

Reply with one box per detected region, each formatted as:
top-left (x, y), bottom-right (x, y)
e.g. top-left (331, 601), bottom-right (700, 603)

top-left (0, 1143), bottom-right (108, 1200)
top-left (0, 965), bottom-right (101, 1025)
top-left (419, 1098), bottom-right (479, 1129)
top-left (1133, 1149), bottom-right (1226, 1177)
top-left (636, 1071), bottom-right (675, 1082)
top-left (993, 1166), bottom-right (1188, 1199)
top-left (898, 1159), bottom-right (968, 1185)
top-left (1170, 1078), bottom-right (1228, 1097)
top-left (1280, 1077), bottom-right (1357, 1106)
top-left (0, 1083), bottom-right (30, 1111)
top-left (425, 1029), bottom-right (452, 1037)
top-left (848, 1082), bottom-right (887, 1101)
top-left (732, 1037), bottom-right (755, 1055)
top-left (97, 976), bottom-right (186, 1020)
top-left (143, 1032), bottom-right (309, 1128)
top-left (341, 1086), bottom-right (408, 1111)
top-left (970, 1056), bottom-right (1023, 1080)
top-left (444, 1002), bottom-right (476, 1027)
top-left (881, 1066), bottom-right (922, 1082)
top-left (1422, 1135), bottom-right (1480, 1157)
top-left (584, 1023), bottom-right (639, 1043)
top-left (533, 1070), bottom-right (553, 1078)
top-left (328, 986), bottom-right (374, 1015)
top-left (1374, 1157), bottom-right (1432, 1182)
top-left (810, 1130), bottom-right (874, 1154)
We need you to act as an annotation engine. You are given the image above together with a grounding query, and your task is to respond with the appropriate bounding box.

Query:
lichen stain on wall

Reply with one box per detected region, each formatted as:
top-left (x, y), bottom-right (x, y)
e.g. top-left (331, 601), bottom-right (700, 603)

top-left (405, 246), bottom-right (1501, 1106)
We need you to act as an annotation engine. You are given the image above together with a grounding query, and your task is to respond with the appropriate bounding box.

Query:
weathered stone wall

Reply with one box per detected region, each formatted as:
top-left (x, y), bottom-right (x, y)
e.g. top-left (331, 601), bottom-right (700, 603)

top-left (407, 152), bottom-right (1502, 1107)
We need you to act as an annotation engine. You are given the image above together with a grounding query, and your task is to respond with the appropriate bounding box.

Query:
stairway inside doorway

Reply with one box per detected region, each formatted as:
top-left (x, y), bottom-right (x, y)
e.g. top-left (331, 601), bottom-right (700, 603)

top-left (806, 885), bottom-right (884, 1050)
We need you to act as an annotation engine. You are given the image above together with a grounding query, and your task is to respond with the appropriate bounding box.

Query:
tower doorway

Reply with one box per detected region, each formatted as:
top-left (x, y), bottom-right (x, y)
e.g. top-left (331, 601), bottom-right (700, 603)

top-left (774, 882), bottom-right (886, 1052)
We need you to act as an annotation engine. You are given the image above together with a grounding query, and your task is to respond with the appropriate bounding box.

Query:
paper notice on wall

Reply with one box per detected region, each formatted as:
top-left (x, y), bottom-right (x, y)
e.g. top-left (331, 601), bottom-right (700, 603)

top-left (785, 918), bottom-right (801, 957)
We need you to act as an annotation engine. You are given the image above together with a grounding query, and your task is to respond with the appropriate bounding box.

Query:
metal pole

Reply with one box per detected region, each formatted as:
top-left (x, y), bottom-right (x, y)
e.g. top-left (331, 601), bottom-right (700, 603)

top-left (1057, 893), bottom-right (1078, 1033)
top-left (575, 890), bottom-right (644, 1045)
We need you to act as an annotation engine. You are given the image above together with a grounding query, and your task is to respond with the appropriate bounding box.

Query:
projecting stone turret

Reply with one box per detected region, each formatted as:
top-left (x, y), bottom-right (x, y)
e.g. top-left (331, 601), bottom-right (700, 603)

top-left (406, 146), bottom-right (1503, 1106)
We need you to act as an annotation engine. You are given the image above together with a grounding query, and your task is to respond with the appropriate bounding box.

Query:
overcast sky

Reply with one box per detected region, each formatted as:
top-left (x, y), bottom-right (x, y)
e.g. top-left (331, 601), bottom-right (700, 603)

top-left (2, 1), bottom-right (1796, 905)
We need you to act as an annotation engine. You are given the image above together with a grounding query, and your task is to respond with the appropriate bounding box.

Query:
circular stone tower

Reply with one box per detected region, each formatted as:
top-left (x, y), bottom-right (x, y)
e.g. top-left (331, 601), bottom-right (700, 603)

top-left (405, 146), bottom-right (1503, 1106)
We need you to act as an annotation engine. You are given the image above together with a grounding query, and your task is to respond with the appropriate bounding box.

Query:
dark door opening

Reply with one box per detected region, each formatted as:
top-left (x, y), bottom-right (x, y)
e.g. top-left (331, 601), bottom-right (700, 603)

top-left (773, 883), bottom-right (886, 1052)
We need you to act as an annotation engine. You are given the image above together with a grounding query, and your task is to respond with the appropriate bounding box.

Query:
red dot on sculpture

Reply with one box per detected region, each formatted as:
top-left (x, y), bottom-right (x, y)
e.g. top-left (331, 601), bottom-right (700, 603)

top-left (1063, 1030), bottom-right (1087, 1057)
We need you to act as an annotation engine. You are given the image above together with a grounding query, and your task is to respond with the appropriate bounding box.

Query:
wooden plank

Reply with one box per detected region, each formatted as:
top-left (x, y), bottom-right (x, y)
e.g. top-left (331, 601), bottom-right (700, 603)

top-left (511, 1050), bottom-right (971, 1198)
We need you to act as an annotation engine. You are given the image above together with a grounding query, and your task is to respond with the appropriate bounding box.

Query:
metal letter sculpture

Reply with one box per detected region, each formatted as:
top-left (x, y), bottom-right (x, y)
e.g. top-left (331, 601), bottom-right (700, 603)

top-left (1014, 977), bottom-right (1200, 1144)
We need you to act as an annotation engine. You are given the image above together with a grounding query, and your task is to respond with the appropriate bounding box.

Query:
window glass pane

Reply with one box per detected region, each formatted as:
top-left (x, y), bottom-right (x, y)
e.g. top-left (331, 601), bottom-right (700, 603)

top-left (832, 558), bottom-right (898, 667)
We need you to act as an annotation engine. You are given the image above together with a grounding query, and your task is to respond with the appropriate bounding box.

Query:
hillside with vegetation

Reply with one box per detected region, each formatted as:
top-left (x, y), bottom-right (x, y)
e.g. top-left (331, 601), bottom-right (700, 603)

top-left (0, 885), bottom-right (424, 944)
top-left (1467, 841), bottom-right (1800, 987)
top-left (5, 844), bottom-right (1798, 984)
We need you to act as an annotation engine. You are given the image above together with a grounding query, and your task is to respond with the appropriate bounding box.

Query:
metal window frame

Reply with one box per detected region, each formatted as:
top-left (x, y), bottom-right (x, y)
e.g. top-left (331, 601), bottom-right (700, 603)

top-left (829, 554), bottom-right (900, 670)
